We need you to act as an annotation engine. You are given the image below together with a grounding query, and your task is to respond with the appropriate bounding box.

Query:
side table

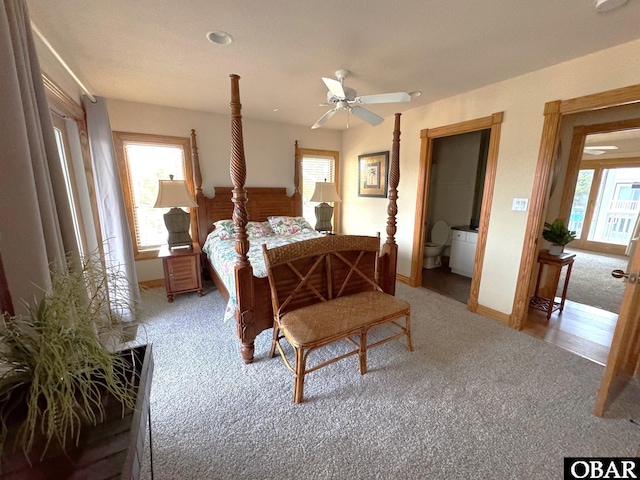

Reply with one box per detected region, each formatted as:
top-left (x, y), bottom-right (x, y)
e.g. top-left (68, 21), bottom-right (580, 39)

top-left (529, 249), bottom-right (576, 320)
top-left (158, 244), bottom-right (203, 302)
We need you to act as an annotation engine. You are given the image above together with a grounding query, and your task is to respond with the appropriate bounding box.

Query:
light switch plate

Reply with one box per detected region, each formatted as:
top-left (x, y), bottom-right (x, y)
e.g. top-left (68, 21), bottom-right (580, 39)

top-left (512, 198), bottom-right (529, 212)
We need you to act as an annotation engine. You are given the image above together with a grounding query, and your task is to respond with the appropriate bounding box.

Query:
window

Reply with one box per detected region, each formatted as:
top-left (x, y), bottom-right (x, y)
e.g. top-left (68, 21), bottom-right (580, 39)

top-left (114, 132), bottom-right (194, 260)
top-left (569, 165), bottom-right (640, 250)
top-left (299, 149), bottom-right (340, 232)
top-left (52, 113), bottom-right (88, 256)
top-left (568, 169), bottom-right (595, 238)
top-left (613, 183), bottom-right (640, 203)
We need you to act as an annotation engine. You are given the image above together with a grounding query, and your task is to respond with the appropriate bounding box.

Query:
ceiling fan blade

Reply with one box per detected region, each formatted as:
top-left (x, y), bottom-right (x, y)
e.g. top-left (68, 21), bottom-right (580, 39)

top-left (311, 109), bottom-right (338, 129)
top-left (322, 77), bottom-right (346, 98)
top-left (350, 106), bottom-right (384, 126)
top-left (584, 149), bottom-right (605, 155)
top-left (355, 92), bottom-right (411, 104)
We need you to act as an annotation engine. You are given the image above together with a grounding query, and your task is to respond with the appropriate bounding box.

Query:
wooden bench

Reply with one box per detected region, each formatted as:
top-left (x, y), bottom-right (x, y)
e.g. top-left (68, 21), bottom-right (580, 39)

top-left (263, 234), bottom-right (413, 403)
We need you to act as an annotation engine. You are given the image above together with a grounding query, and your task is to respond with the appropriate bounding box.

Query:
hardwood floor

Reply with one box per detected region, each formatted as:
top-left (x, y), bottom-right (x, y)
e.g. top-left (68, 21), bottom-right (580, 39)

top-left (523, 300), bottom-right (616, 366)
top-left (421, 260), bottom-right (616, 365)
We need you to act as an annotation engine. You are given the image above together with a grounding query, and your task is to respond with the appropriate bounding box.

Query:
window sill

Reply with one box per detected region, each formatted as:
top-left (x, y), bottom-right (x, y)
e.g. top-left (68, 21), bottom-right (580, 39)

top-left (135, 249), bottom-right (160, 261)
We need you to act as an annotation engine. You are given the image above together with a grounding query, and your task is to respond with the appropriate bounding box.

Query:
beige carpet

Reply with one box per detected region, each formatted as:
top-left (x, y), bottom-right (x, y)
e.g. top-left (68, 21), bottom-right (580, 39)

top-left (134, 281), bottom-right (640, 480)
top-left (562, 248), bottom-right (628, 314)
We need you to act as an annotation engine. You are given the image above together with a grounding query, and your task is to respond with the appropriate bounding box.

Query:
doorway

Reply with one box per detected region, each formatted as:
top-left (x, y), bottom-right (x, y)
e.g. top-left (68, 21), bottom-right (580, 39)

top-left (512, 85), bottom-right (640, 415)
top-left (421, 130), bottom-right (490, 304)
top-left (410, 112), bottom-right (504, 313)
top-left (524, 121), bottom-right (640, 364)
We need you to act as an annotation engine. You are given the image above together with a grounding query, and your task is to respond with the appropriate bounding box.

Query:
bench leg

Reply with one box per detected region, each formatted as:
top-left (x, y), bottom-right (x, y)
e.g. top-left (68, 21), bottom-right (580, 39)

top-left (405, 313), bottom-right (414, 352)
top-left (359, 330), bottom-right (367, 375)
top-left (293, 347), bottom-right (305, 404)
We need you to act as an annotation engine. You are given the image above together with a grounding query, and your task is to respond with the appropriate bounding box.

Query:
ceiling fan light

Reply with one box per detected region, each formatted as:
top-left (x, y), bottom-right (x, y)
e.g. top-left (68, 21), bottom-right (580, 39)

top-left (594, 0), bottom-right (628, 12)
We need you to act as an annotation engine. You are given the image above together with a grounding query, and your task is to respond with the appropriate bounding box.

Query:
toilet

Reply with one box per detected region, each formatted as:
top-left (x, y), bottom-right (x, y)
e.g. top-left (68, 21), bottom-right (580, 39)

top-left (423, 221), bottom-right (451, 269)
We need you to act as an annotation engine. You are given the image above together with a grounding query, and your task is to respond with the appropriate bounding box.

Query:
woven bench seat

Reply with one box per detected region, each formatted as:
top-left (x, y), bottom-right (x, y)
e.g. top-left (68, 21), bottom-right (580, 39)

top-left (263, 234), bottom-right (413, 403)
top-left (280, 290), bottom-right (410, 346)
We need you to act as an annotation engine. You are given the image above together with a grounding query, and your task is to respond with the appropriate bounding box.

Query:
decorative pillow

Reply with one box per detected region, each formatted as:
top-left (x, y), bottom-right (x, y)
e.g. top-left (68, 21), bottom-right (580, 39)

top-left (268, 216), bottom-right (315, 235)
top-left (246, 221), bottom-right (274, 238)
top-left (212, 219), bottom-right (235, 240)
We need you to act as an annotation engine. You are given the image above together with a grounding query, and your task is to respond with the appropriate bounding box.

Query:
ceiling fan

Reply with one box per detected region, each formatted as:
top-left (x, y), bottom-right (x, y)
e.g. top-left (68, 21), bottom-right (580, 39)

top-left (311, 69), bottom-right (414, 129)
top-left (584, 145), bottom-right (619, 156)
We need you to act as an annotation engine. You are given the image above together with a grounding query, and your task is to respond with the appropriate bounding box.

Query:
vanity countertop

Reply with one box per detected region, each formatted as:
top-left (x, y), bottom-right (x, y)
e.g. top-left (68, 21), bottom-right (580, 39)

top-left (452, 225), bottom-right (478, 233)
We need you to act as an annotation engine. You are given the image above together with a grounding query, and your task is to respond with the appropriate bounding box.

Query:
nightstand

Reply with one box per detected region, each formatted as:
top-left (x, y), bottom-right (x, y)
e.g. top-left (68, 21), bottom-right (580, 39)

top-left (158, 244), bottom-right (203, 302)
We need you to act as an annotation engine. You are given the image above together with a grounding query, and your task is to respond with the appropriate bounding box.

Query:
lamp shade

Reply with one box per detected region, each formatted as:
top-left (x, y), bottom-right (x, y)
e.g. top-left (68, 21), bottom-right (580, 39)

top-left (310, 182), bottom-right (341, 203)
top-left (153, 178), bottom-right (197, 208)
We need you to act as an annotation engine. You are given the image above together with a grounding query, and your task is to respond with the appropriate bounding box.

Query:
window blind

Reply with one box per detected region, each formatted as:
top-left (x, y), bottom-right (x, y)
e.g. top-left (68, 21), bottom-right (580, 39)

top-left (124, 143), bottom-right (187, 250)
top-left (301, 155), bottom-right (336, 224)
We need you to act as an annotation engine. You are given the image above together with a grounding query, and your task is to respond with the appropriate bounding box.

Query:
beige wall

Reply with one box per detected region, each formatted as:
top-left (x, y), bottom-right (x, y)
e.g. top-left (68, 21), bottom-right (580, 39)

top-left (340, 37), bottom-right (640, 315)
top-left (37, 31), bottom-right (640, 312)
top-left (106, 100), bottom-right (342, 282)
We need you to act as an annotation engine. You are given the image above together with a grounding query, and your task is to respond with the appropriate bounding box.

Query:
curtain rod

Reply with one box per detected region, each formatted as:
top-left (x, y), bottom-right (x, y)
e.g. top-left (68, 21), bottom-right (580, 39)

top-left (30, 22), bottom-right (97, 103)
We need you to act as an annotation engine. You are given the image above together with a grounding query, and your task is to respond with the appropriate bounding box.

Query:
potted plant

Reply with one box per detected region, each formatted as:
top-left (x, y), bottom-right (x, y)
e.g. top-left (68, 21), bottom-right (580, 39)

top-left (542, 218), bottom-right (577, 255)
top-left (0, 250), bottom-right (143, 461)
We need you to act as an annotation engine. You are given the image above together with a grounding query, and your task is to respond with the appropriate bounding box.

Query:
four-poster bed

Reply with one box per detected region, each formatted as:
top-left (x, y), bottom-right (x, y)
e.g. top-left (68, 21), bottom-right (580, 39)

top-left (191, 74), bottom-right (402, 364)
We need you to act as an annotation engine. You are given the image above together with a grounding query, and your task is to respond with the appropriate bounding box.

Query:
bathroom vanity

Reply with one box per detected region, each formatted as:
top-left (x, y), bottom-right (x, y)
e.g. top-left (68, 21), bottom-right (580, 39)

top-left (450, 226), bottom-right (478, 277)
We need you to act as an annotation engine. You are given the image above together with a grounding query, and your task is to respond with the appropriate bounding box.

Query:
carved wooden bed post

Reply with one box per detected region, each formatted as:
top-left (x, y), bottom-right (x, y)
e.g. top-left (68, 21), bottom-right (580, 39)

top-left (229, 74), bottom-right (257, 363)
top-left (378, 113), bottom-right (401, 295)
top-left (190, 129), bottom-right (207, 247)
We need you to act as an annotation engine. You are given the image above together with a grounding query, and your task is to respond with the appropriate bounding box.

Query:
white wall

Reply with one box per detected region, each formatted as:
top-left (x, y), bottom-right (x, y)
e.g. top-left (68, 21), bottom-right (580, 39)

top-left (340, 37), bottom-right (640, 315)
top-left (106, 100), bottom-right (341, 281)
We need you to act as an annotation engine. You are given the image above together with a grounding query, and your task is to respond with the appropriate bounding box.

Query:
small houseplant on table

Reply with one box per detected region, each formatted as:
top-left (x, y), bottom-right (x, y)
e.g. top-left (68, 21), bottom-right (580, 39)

top-left (0, 250), bottom-right (143, 464)
top-left (542, 218), bottom-right (577, 255)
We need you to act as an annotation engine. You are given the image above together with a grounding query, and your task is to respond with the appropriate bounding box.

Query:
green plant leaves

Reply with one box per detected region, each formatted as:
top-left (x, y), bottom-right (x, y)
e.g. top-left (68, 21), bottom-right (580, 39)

top-left (0, 249), bottom-right (142, 460)
top-left (542, 218), bottom-right (577, 246)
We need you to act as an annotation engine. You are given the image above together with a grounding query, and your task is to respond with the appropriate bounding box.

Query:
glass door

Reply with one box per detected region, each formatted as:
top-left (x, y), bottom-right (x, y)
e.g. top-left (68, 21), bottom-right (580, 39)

top-left (568, 166), bottom-right (640, 253)
top-left (568, 169), bottom-right (595, 238)
top-left (588, 167), bottom-right (640, 246)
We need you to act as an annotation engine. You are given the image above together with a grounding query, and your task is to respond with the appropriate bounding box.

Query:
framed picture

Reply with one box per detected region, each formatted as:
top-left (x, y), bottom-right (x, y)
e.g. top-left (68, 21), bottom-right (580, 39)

top-left (358, 151), bottom-right (389, 198)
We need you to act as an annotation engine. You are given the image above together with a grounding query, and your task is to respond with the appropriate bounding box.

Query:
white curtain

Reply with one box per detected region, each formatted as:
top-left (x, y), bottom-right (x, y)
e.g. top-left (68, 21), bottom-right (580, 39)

top-left (83, 96), bottom-right (140, 321)
top-left (0, 0), bottom-right (77, 313)
top-left (63, 116), bottom-right (100, 254)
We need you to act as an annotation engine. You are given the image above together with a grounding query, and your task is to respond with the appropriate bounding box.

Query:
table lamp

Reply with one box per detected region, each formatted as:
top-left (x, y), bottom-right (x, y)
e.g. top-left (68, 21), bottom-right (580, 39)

top-left (153, 175), bottom-right (197, 249)
top-left (310, 181), bottom-right (341, 232)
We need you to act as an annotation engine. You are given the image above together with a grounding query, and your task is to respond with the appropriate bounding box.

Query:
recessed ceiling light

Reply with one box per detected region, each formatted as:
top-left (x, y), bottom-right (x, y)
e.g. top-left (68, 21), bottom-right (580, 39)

top-left (206, 31), bottom-right (234, 45)
top-left (273, 108), bottom-right (279, 112)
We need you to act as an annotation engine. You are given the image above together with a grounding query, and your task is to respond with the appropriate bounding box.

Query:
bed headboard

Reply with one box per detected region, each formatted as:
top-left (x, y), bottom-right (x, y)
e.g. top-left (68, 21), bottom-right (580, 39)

top-left (189, 130), bottom-right (302, 247)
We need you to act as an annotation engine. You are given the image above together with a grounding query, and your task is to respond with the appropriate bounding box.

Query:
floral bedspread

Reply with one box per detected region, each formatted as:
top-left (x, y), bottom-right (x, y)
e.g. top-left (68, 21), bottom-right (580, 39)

top-left (203, 230), bottom-right (323, 321)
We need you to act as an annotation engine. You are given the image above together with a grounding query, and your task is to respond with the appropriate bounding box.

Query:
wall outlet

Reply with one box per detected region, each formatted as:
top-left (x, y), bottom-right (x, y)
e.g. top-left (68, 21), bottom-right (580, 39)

top-left (512, 198), bottom-right (529, 212)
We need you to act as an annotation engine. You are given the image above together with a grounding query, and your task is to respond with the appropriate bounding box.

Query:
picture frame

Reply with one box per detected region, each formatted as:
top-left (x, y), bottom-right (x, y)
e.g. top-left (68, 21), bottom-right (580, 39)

top-left (358, 151), bottom-right (389, 198)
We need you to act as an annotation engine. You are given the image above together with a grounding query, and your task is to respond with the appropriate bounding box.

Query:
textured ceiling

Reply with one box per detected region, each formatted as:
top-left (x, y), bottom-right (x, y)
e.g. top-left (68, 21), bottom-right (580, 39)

top-left (26, 0), bottom-right (640, 131)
